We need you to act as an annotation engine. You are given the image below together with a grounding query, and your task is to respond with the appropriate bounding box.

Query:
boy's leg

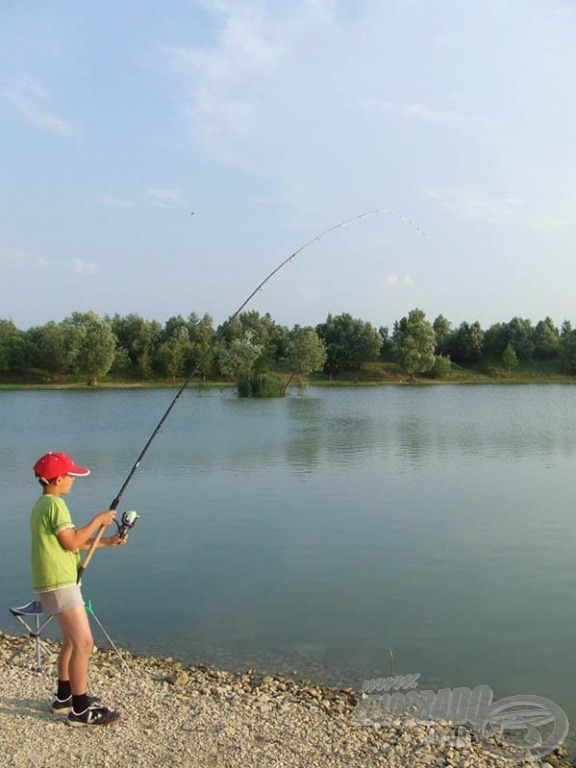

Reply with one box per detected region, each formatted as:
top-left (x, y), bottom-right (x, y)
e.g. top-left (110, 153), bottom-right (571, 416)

top-left (57, 635), bottom-right (73, 682)
top-left (55, 604), bottom-right (93, 697)
top-left (55, 603), bottom-right (120, 726)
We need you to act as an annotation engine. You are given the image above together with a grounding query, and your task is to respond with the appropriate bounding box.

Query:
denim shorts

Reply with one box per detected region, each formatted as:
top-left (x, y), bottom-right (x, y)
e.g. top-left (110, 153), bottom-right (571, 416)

top-left (38, 584), bottom-right (84, 615)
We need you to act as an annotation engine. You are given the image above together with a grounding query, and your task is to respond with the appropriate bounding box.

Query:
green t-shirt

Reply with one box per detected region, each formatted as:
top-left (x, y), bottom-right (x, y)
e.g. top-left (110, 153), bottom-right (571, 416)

top-left (30, 495), bottom-right (80, 591)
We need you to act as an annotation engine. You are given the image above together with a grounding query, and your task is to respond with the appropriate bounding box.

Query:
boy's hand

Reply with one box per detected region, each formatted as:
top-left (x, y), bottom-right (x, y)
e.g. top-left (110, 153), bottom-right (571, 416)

top-left (104, 534), bottom-right (127, 547)
top-left (97, 509), bottom-right (117, 527)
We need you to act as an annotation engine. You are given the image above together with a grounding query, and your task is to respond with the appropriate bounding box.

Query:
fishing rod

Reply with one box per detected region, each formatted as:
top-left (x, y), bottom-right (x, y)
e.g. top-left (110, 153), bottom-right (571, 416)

top-left (78, 208), bottom-right (426, 580)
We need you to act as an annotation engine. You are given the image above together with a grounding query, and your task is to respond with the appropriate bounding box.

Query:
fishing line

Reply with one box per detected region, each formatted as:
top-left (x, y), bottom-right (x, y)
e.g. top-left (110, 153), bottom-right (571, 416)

top-left (78, 208), bottom-right (426, 580)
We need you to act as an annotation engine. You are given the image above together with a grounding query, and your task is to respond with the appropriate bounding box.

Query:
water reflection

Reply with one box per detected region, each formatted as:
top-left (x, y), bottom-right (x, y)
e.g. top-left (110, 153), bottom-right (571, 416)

top-left (285, 397), bottom-right (324, 472)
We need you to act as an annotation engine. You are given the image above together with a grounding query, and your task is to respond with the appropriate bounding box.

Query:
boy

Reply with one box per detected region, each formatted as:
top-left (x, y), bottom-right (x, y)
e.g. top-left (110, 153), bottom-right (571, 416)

top-left (31, 451), bottom-right (126, 727)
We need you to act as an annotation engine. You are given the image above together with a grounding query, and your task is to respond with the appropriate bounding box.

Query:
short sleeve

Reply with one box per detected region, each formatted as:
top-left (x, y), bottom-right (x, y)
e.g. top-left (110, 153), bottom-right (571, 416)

top-left (48, 498), bottom-right (75, 535)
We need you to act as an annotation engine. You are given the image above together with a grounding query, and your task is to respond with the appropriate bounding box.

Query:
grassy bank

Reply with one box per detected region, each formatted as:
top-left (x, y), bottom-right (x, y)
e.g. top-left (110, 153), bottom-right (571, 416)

top-left (0, 358), bottom-right (575, 390)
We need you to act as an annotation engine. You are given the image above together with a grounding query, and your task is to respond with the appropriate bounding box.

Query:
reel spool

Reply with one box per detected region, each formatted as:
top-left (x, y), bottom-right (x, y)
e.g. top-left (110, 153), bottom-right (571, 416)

top-left (117, 509), bottom-right (139, 539)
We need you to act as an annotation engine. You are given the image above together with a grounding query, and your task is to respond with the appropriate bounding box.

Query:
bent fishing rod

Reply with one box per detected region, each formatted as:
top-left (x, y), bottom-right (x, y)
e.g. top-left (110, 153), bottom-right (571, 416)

top-left (78, 208), bottom-right (426, 580)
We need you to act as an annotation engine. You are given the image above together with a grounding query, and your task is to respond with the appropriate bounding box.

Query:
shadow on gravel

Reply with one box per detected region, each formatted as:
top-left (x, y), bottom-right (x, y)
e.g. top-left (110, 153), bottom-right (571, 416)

top-left (0, 696), bottom-right (56, 720)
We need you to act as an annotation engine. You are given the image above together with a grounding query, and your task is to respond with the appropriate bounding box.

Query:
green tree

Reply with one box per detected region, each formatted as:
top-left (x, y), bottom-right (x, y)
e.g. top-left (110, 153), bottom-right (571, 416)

top-left (378, 326), bottom-right (395, 361)
top-left (156, 326), bottom-right (191, 380)
top-left (216, 315), bottom-right (243, 346)
top-left (484, 322), bottom-right (509, 356)
top-left (561, 320), bottom-right (572, 339)
top-left (237, 311), bottom-right (288, 365)
top-left (0, 320), bottom-right (27, 372)
top-left (63, 312), bottom-right (117, 385)
top-left (111, 345), bottom-right (131, 376)
top-left (162, 314), bottom-right (188, 341)
top-left (393, 309), bottom-right (436, 380)
top-left (187, 312), bottom-right (215, 379)
top-left (215, 311), bottom-right (282, 371)
top-left (501, 343), bottom-right (519, 375)
top-left (218, 331), bottom-right (263, 379)
top-left (484, 317), bottom-right (534, 359)
top-left (432, 314), bottom-right (452, 355)
top-left (109, 313), bottom-right (161, 379)
top-left (507, 316), bottom-right (534, 358)
top-left (448, 321), bottom-right (484, 363)
top-left (26, 321), bottom-right (69, 374)
top-left (316, 313), bottom-right (382, 375)
top-left (427, 354), bottom-right (452, 379)
top-left (267, 320), bottom-right (290, 363)
top-left (285, 326), bottom-right (327, 393)
top-left (560, 330), bottom-right (576, 375)
top-left (533, 317), bottom-right (560, 359)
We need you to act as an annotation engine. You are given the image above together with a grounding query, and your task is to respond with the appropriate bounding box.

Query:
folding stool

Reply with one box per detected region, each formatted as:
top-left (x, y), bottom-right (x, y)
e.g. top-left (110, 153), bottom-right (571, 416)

top-left (9, 600), bottom-right (55, 672)
top-left (9, 598), bottom-right (133, 676)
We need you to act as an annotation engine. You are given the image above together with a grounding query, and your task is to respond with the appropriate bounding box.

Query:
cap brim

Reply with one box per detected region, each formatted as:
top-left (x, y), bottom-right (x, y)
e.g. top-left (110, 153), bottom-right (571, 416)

top-left (67, 467), bottom-right (90, 477)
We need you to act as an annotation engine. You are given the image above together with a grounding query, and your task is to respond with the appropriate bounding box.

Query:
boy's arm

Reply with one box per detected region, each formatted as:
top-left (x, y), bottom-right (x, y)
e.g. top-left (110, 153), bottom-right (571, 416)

top-left (56, 510), bottom-right (117, 552)
top-left (79, 532), bottom-right (126, 550)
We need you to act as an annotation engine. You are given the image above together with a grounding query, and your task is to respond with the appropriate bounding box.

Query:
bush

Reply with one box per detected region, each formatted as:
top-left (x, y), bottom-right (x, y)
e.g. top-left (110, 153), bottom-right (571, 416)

top-left (237, 373), bottom-right (285, 397)
top-left (425, 354), bottom-right (452, 380)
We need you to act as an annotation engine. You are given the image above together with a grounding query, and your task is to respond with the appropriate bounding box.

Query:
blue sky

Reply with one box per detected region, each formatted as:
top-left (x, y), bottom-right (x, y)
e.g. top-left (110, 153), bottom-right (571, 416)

top-left (2, 0), bottom-right (576, 333)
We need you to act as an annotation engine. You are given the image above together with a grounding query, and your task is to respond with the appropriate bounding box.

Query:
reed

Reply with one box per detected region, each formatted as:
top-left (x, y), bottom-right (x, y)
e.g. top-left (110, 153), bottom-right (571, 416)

top-left (237, 373), bottom-right (285, 398)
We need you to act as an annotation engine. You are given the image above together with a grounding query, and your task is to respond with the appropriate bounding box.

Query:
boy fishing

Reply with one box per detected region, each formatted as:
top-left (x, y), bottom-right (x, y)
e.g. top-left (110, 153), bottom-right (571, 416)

top-left (31, 451), bottom-right (126, 727)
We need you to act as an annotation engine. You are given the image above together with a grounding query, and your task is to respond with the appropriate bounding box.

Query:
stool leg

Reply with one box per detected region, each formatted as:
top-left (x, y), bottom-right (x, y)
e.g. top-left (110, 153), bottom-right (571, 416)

top-left (10, 612), bottom-right (54, 672)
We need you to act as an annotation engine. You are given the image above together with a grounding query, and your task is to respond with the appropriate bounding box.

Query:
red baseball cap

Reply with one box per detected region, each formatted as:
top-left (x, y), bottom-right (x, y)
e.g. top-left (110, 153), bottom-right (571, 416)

top-left (33, 452), bottom-right (90, 482)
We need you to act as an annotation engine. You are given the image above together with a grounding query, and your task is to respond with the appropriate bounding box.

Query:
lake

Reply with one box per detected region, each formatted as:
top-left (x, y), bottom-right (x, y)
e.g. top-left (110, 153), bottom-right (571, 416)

top-left (2, 384), bottom-right (576, 737)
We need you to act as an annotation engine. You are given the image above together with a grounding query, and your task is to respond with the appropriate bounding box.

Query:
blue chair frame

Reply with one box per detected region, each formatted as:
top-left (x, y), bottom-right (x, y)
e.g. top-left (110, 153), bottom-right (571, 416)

top-left (9, 600), bottom-right (55, 672)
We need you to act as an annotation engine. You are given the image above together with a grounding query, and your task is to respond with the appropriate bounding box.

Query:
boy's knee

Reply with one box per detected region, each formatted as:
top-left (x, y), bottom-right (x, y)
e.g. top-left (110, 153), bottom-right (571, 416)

top-left (83, 635), bottom-right (94, 655)
top-left (75, 633), bottom-right (94, 655)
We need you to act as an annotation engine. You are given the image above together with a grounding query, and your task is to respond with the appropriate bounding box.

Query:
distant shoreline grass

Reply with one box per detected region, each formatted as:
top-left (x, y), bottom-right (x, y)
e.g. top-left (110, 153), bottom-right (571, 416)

top-left (1, 355), bottom-right (574, 390)
top-left (1, 371), bottom-right (575, 391)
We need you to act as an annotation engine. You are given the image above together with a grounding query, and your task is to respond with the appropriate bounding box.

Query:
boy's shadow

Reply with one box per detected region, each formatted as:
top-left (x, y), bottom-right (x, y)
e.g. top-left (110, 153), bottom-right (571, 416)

top-left (0, 695), bottom-right (56, 722)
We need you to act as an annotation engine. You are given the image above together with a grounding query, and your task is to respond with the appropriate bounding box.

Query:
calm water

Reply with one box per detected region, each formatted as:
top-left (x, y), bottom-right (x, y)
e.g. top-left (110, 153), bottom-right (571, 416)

top-left (2, 385), bottom-right (576, 732)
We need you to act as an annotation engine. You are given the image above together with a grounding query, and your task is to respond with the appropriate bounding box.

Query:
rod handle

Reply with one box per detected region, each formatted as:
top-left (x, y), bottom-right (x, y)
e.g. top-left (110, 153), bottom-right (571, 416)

top-left (76, 524), bottom-right (106, 583)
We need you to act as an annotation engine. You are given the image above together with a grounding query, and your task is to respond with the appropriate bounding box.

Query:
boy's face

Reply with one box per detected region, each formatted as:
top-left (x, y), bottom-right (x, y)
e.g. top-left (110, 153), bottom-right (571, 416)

top-left (46, 474), bottom-right (75, 495)
top-left (59, 475), bottom-right (76, 494)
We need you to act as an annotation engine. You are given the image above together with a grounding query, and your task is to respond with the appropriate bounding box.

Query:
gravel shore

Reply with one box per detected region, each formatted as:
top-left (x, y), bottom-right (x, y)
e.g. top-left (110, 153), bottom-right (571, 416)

top-left (0, 631), bottom-right (572, 768)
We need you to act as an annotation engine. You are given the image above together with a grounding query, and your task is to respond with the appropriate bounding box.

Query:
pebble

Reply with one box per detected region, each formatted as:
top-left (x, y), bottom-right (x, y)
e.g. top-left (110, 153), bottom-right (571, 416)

top-left (0, 630), bottom-right (572, 768)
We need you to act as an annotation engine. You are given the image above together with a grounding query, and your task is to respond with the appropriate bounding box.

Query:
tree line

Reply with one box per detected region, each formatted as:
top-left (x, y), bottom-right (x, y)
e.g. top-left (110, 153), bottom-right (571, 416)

top-left (1, 309), bottom-right (576, 386)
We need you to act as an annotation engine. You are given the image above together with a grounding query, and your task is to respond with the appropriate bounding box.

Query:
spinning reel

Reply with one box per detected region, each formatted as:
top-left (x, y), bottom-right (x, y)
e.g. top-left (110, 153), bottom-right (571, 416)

top-left (116, 509), bottom-right (140, 539)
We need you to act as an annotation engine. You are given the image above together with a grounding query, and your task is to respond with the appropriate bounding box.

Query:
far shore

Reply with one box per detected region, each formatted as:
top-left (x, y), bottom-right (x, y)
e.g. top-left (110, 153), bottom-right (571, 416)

top-left (1, 373), bottom-right (576, 391)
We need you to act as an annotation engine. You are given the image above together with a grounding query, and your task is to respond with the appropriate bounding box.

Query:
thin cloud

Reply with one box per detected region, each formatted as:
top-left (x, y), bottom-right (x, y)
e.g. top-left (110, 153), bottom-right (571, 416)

top-left (147, 188), bottom-right (184, 205)
top-left (72, 260), bottom-right (99, 276)
top-left (0, 247), bottom-right (49, 271)
top-left (161, 1), bottom-right (501, 202)
top-left (97, 195), bottom-right (134, 209)
top-left (432, 32), bottom-right (460, 49)
top-left (387, 273), bottom-right (413, 287)
top-left (159, 3), bottom-right (314, 170)
top-left (0, 248), bottom-right (98, 276)
top-left (4, 77), bottom-right (80, 138)
top-left (556, 4), bottom-right (576, 21)
top-left (162, 5), bottom-right (283, 81)
top-left (421, 186), bottom-right (569, 231)
top-left (361, 98), bottom-right (494, 128)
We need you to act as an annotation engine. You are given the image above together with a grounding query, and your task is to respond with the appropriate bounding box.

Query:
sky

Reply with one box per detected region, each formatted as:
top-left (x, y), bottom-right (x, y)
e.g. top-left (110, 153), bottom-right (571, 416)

top-left (1, 0), bottom-right (576, 333)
